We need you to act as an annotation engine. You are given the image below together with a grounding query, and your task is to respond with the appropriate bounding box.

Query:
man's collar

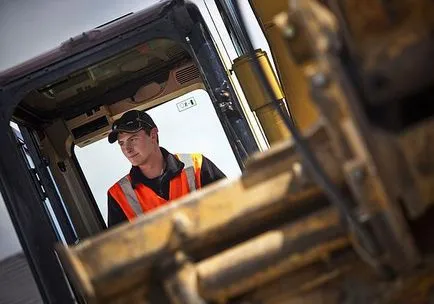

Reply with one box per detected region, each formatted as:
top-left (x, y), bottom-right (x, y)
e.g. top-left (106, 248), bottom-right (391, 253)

top-left (129, 147), bottom-right (184, 188)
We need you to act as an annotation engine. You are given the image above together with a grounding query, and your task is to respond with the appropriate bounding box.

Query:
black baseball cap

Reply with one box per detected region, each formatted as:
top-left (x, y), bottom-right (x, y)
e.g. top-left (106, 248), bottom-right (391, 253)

top-left (108, 110), bottom-right (157, 144)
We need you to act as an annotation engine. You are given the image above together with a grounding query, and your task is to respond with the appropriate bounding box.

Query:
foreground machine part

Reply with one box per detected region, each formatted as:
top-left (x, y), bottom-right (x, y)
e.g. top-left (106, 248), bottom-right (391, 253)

top-left (58, 125), bottom-right (349, 303)
top-left (59, 0), bottom-right (434, 303)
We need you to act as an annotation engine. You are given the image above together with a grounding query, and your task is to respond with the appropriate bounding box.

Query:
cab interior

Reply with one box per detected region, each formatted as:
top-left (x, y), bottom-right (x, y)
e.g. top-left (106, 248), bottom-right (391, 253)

top-left (11, 37), bottom-right (217, 241)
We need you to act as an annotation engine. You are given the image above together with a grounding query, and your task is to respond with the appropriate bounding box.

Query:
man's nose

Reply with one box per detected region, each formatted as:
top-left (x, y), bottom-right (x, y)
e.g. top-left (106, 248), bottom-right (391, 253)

top-left (124, 141), bottom-right (133, 153)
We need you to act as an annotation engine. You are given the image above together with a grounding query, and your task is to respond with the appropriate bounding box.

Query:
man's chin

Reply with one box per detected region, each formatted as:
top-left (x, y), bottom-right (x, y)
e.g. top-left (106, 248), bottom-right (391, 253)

top-left (128, 155), bottom-right (147, 167)
top-left (128, 159), bottom-right (138, 166)
top-left (129, 159), bottom-right (144, 167)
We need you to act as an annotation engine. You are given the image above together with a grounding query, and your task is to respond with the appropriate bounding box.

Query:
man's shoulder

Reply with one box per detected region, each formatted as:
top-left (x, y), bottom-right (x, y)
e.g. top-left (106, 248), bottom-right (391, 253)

top-left (161, 147), bottom-right (203, 158)
top-left (174, 153), bottom-right (204, 167)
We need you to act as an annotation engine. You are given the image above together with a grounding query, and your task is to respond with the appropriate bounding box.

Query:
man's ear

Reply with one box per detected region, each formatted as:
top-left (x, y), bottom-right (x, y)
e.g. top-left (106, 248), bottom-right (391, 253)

top-left (150, 127), bottom-right (159, 142)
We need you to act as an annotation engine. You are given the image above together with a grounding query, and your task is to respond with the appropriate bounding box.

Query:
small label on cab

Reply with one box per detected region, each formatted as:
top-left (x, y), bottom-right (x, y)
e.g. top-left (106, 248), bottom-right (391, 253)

top-left (176, 98), bottom-right (197, 112)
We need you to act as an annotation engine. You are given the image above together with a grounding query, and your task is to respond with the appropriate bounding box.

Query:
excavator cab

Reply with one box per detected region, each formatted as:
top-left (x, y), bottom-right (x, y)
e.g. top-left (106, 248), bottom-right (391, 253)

top-left (0, 1), bottom-right (266, 302)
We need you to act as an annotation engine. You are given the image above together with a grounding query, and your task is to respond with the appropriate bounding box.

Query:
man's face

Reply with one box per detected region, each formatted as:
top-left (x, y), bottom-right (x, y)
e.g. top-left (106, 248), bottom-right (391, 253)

top-left (117, 129), bottom-right (158, 166)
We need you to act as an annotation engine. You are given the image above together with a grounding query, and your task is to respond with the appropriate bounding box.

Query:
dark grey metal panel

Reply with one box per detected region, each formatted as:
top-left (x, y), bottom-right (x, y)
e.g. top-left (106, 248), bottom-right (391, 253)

top-left (0, 252), bottom-right (43, 304)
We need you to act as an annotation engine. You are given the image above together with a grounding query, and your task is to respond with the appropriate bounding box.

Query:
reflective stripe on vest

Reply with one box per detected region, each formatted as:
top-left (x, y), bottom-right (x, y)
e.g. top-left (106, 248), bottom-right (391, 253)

top-left (177, 153), bottom-right (196, 192)
top-left (117, 175), bottom-right (143, 217)
top-left (109, 153), bottom-right (202, 221)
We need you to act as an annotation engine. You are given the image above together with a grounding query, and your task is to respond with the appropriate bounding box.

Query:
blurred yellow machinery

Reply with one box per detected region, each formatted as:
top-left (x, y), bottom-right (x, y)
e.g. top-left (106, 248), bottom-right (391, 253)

top-left (58, 0), bottom-right (434, 303)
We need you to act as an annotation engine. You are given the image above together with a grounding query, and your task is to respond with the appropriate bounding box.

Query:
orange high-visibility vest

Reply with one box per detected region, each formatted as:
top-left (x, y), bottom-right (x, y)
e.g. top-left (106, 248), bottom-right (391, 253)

top-left (109, 153), bottom-right (203, 221)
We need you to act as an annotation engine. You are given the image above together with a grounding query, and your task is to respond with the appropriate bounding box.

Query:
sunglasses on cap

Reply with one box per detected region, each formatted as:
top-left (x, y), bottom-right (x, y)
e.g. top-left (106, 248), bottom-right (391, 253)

top-left (108, 110), bottom-right (157, 143)
top-left (112, 117), bottom-right (154, 133)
